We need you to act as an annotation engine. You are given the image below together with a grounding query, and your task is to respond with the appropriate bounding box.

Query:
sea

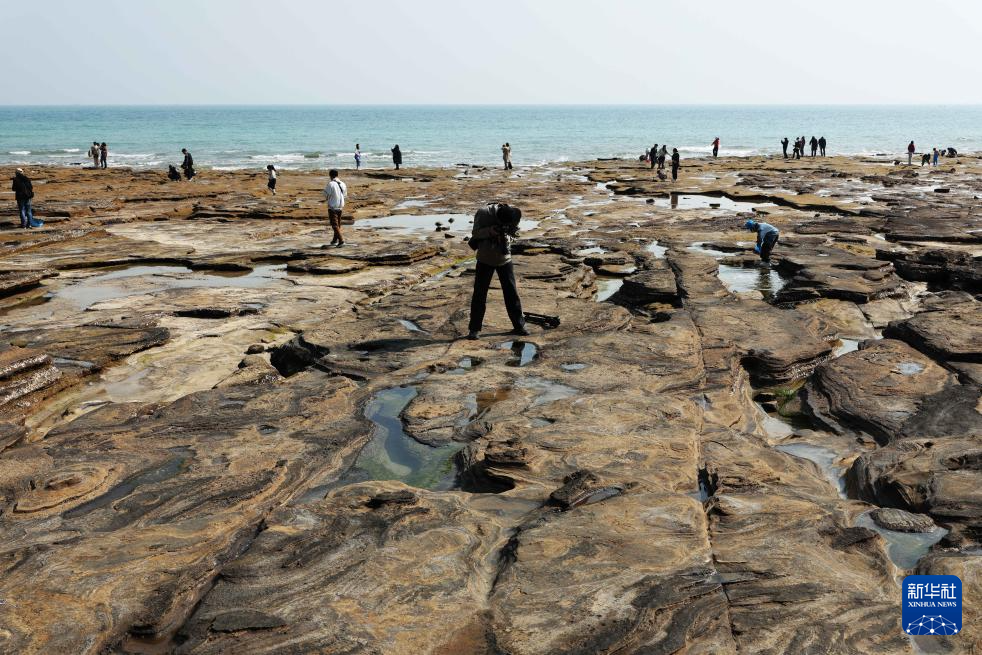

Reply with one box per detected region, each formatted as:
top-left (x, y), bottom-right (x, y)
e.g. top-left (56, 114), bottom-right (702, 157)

top-left (2, 105), bottom-right (980, 171)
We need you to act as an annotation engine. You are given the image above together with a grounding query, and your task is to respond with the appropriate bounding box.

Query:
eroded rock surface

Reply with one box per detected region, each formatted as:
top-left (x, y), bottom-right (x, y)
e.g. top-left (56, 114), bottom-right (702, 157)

top-left (1, 157), bottom-right (981, 654)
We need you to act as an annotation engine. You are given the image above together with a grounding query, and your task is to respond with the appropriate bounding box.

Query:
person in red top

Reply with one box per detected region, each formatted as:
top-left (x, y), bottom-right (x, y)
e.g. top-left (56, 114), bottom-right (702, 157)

top-left (711, 137), bottom-right (720, 158)
top-left (907, 141), bottom-right (916, 165)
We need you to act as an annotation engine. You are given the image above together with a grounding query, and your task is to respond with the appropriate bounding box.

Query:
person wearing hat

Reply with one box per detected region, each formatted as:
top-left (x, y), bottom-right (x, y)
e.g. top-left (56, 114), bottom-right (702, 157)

top-left (745, 219), bottom-right (779, 263)
top-left (466, 202), bottom-right (528, 340)
top-left (12, 168), bottom-right (35, 229)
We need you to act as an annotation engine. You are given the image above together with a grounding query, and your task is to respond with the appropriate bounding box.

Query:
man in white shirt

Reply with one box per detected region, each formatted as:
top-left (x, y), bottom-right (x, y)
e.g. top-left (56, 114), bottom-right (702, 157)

top-left (324, 169), bottom-right (347, 247)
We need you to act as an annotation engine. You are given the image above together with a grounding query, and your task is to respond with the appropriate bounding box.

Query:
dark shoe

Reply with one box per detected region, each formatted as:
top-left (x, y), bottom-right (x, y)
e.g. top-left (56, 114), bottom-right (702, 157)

top-left (509, 326), bottom-right (531, 336)
top-left (466, 331), bottom-right (480, 340)
top-left (335, 241), bottom-right (345, 248)
top-left (329, 238), bottom-right (339, 246)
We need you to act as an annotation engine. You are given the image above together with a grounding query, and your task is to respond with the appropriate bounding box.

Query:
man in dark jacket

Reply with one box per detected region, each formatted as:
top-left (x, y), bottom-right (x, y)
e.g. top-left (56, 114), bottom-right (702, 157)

top-left (818, 136), bottom-right (827, 156)
top-left (12, 168), bottom-right (35, 229)
top-left (781, 137), bottom-right (789, 159)
top-left (809, 136), bottom-right (818, 157)
top-left (181, 149), bottom-right (195, 179)
top-left (467, 203), bottom-right (528, 340)
top-left (391, 145), bottom-right (403, 170)
top-left (670, 148), bottom-right (680, 181)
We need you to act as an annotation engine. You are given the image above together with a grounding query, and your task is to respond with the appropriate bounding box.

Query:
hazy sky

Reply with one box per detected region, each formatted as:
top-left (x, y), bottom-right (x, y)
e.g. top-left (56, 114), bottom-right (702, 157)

top-left (6, 0), bottom-right (982, 105)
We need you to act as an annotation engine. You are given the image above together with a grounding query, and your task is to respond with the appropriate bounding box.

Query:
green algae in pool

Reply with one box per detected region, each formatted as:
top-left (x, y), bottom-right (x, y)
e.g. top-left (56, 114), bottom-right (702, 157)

top-left (346, 386), bottom-right (461, 490)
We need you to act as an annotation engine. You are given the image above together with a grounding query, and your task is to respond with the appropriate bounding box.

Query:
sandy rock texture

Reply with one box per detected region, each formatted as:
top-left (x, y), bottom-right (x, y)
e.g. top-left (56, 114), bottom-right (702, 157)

top-left (0, 153), bottom-right (979, 653)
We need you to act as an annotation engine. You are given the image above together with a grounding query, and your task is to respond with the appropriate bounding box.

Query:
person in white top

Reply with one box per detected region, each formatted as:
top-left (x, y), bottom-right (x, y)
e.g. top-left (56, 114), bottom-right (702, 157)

top-left (266, 165), bottom-right (277, 195)
top-left (324, 168), bottom-right (347, 247)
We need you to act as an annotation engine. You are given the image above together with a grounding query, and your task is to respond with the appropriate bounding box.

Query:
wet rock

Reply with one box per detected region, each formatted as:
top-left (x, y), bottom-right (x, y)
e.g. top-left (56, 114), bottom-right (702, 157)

top-left (802, 339), bottom-right (961, 443)
top-left (870, 507), bottom-right (937, 533)
top-left (888, 248), bottom-right (982, 291)
top-left (0, 270), bottom-right (57, 298)
top-left (615, 260), bottom-right (679, 306)
top-left (849, 438), bottom-right (982, 544)
top-left (286, 257), bottom-right (368, 275)
top-left (774, 247), bottom-right (904, 304)
top-left (884, 298), bottom-right (982, 363)
top-left (245, 344), bottom-right (265, 355)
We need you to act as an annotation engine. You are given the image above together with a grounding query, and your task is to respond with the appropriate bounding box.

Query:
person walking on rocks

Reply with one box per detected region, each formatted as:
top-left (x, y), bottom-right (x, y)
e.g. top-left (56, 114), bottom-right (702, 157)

top-left (932, 148), bottom-right (940, 166)
top-left (12, 168), bottom-right (35, 229)
top-left (907, 141), bottom-right (915, 165)
top-left (89, 142), bottom-right (101, 168)
top-left (391, 144), bottom-right (402, 170)
top-left (649, 144), bottom-right (658, 169)
top-left (266, 165), bottom-right (277, 195)
top-left (781, 137), bottom-right (789, 159)
top-left (670, 148), bottom-right (680, 182)
top-left (100, 142), bottom-right (108, 168)
top-left (809, 136), bottom-right (818, 157)
top-left (745, 219), bottom-right (779, 263)
top-left (354, 144), bottom-right (362, 170)
top-left (466, 202), bottom-right (528, 340)
top-left (658, 144), bottom-right (668, 170)
top-left (324, 168), bottom-right (347, 247)
top-left (711, 137), bottom-right (720, 158)
top-left (818, 136), bottom-right (827, 157)
top-left (181, 148), bottom-right (195, 180)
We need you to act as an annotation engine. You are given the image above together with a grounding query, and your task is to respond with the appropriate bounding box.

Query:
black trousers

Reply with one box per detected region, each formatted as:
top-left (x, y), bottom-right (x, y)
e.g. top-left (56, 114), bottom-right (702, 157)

top-left (759, 232), bottom-right (779, 261)
top-left (469, 261), bottom-right (525, 333)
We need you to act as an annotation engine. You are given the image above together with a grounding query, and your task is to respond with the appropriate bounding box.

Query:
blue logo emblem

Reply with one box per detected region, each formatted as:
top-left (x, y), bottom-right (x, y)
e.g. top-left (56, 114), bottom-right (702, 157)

top-left (903, 575), bottom-right (961, 636)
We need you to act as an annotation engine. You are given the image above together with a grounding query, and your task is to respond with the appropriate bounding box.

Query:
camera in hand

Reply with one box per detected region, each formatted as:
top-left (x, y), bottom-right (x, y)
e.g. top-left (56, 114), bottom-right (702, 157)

top-left (493, 203), bottom-right (522, 254)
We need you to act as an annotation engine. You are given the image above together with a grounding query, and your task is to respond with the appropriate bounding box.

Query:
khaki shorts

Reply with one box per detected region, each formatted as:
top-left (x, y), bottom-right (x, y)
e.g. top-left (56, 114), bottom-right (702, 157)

top-left (328, 208), bottom-right (343, 227)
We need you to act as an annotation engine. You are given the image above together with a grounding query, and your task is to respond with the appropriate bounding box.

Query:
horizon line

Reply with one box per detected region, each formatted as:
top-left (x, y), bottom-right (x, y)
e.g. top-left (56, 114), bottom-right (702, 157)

top-left (3, 102), bottom-right (982, 108)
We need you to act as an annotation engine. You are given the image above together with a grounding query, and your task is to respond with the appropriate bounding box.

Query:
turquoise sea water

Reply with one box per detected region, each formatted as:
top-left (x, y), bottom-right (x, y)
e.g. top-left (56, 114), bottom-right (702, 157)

top-left (2, 105), bottom-right (980, 170)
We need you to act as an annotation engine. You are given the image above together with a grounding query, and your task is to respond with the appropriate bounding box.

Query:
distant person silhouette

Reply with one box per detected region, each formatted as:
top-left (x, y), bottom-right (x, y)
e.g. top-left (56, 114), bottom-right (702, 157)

top-left (711, 137), bottom-right (720, 158)
top-left (649, 144), bottom-right (658, 169)
top-left (100, 142), bottom-right (108, 168)
top-left (907, 141), bottom-right (915, 165)
top-left (354, 144), bottom-right (362, 169)
top-left (181, 148), bottom-right (195, 180)
top-left (658, 145), bottom-right (667, 170)
top-left (391, 145), bottom-right (402, 170)
top-left (781, 137), bottom-right (789, 159)
top-left (671, 148), bottom-right (680, 181)
top-left (818, 136), bottom-right (827, 156)
top-left (809, 136), bottom-right (818, 157)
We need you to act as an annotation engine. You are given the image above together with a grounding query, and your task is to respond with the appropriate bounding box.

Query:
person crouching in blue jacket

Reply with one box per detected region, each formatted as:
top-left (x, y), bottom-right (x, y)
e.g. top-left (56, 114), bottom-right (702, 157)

top-left (745, 219), bottom-right (779, 263)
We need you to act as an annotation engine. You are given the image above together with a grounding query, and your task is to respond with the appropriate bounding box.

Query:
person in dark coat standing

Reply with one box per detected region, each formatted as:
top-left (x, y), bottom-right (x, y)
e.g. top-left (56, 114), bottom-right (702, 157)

top-left (12, 168), bottom-right (35, 229)
top-left (670, 148), bottom-right (680, 181)
top-left (809, 136), bottom-right (818, 157)
top-left (649, 144), bottom-right (658, 169)
top-left (100, 142), bottom-right (108, 168)
top-left (391, 145), bottom-right (403, 170)
top-left (781, 137), bottom-right (789, 159)
top-left (818, 136), bottom-right (827, 157)
top-left (181, 148), bottom-right (195, 179)
top-left (466, 203), bottom-right (528, 340)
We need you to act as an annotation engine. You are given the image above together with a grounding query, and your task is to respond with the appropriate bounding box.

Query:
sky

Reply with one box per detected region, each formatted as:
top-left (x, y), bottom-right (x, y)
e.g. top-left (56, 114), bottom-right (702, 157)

top-left (5, 0), bottom-right (982, 105)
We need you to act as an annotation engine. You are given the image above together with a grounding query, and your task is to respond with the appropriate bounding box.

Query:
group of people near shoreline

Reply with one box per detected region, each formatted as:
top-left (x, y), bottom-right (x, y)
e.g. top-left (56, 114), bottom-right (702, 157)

top-left (780, 136), bottom-right (827, 159)
top-left (907, 142), bottom-right (957, 166)
top-left (87, 142), bottom-right (109, 169)
top-left (643, 144), bottom-right (682, 181)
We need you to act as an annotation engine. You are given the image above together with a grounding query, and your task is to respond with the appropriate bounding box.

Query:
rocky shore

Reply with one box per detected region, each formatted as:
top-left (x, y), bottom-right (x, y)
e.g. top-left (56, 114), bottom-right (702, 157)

top-left (0, 154), bottom-right (979, 654)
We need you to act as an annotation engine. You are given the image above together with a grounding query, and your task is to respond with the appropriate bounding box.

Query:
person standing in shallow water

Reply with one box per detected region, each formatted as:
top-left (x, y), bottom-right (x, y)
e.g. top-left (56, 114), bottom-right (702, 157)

top-left (324, 169), bottom-right (347, 247)
top-left (467, 203), bottom-right (528, 340)
top-left (781, 137), bottom-right (789, 159)
top-left (818, 136), bottom-right (827, 157)
top-left (711, 137), bottom-right (720, 158)
top-left (391, 145), bottom-right (402, 170)
top-left (100, 142), bottom-right (108, 168)
top-left (354, 144), bottom-right (362, 170)
top-left (671, 148), bottom-right (680, 181)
